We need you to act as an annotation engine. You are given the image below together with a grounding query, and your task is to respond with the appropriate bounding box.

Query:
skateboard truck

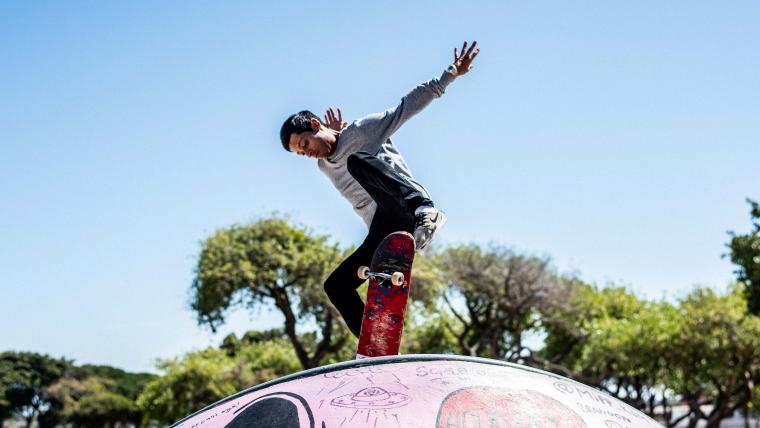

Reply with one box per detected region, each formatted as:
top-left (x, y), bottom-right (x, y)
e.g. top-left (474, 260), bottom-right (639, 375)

top-left (357, 266), bottom-right (406, 287)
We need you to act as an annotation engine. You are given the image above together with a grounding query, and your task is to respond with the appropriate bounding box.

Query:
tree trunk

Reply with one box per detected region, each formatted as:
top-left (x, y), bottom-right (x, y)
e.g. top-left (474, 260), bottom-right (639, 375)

top-left (705, 405), bottom-right (731, 428)
top-left (685, 409), bottom-right (702, 428)
top-left (271, 288), bottom-right (310, 369)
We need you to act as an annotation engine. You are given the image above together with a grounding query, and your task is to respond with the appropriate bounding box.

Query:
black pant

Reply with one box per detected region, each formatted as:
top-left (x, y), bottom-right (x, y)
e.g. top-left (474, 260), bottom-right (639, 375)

top-left (324, 151), bottom-right (432, 337)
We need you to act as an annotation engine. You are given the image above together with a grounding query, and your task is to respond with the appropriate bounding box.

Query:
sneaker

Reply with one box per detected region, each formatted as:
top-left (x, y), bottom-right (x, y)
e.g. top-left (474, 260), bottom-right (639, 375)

top-left (413, 206), bottom-right (447, 250)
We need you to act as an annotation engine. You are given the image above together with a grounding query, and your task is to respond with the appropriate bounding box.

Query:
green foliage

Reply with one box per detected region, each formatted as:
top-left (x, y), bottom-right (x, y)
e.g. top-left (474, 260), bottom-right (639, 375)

top-left (220, 333), bottom-right (242, 356)
top-left (752, 385), bottom-right (760, 420)
top-left (546, 283), bottom-right (674, 374)
top-left (137, 336), bottom-right (301, 425)
top-left (727, 198), bottom-right (760, 314)
top-left (71, 392), bottom-right (136, 426)
top-left (72, 364), bottom-right (155, 401)
top-left (0, 351), bottom-right (68, 427)
top-left (542, 281), bottom-right (760, 425)
top-left (0, 352), bottom-right (154, 427)
top-left (190, 215), bottom-right (351, 368)
top-left (191, 215), bottom-right (341, 331)
top-left (551, 284), bottom-right (679, 409)
top-left (137, 348), bottom-right (248, 424)
top-left (48, 377), bottom-right (139, 427)
top-left (407, 250), bottom-right (447, 308)
top-left (665, 286), bottom-right (760, 423)
top-left (235, 337), bottom-right (302, 379)
top-left (242, 328), bottom-right (287, 345)
top-left (220, 328), bottom-right (287, 357)
top-left (401, 304), bottom-right (459, 355)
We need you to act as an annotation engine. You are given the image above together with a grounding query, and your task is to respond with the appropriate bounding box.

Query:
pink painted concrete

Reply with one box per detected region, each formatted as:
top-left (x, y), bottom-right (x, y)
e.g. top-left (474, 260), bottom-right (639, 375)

top-left (172, 355), bottom-right (662, 428)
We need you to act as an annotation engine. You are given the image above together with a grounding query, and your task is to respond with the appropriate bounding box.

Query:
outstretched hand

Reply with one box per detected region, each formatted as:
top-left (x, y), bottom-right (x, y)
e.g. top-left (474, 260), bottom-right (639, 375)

top-left (453, 40), bottom-right (480, 76)
top-left (324, 107), bottom-right (347, 131)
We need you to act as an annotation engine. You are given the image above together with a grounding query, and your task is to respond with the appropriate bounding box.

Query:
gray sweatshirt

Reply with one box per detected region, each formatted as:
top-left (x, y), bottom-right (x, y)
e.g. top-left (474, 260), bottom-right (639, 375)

top-left (317, 68), bottom-right (457, 227)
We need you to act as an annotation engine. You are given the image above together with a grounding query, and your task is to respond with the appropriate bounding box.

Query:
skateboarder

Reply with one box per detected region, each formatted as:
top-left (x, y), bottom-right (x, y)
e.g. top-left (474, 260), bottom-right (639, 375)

top-left (279, 41), bottom-right (480, 337)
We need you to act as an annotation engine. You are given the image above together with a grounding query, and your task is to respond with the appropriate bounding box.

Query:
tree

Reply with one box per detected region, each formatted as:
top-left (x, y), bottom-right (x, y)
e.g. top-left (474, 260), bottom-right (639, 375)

top-left (69, 391), bottom-right (137, 427)
top-left (137, 348), bottom-right (251, 424)
top-left (727, 198), bottom-right (760, 315)
top-left (190, 215), bottom-right (351, 369)
top-left (539, 282), bottom-right (760, 428)
top-left (663, 287), bottom-right (760, 428)
top-left (220, 333), bottom-right (242, 357)
top-left (137, 337), bottom-right (300, 425)
top-left (0, 381), bottom-right (10, 426)
top-left (543, 283), bottom-right (680, 418)
top-left (400, 303), bottom-right (459, 355)
top-left (435, 244), bottom-right (572, 362)
top-left (0, 352), bottom-right (67, 428)
top-left (72, 364), bottom-right (155, 403)
top-left (47, 365), bottom-right (155, 427)
top-left (48, 377), bottom-right (139, 428)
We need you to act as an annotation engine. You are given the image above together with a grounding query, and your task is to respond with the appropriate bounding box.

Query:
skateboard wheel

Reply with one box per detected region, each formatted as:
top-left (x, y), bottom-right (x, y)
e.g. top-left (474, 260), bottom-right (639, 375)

top-left (357, 266), bottom-right (370, 280)
top-left (391, 272), bottom-right (405, 287)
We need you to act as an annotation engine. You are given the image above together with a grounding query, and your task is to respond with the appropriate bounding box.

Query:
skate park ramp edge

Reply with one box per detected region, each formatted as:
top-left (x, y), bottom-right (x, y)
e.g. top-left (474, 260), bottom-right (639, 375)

top-left (170, 354), bottom-right (662, 428)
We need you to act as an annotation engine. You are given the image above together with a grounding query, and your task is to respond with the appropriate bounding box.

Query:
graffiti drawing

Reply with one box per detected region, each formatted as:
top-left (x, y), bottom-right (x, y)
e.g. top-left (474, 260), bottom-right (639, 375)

top-left (170, 355), bottom-right (663, 428)
top-left (330, 387), bottom-right (411, 410)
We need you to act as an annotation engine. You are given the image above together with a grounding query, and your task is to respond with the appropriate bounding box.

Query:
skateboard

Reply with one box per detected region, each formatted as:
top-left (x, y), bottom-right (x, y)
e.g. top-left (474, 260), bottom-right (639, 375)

top-left (356, 231), bottom-right (416, 358)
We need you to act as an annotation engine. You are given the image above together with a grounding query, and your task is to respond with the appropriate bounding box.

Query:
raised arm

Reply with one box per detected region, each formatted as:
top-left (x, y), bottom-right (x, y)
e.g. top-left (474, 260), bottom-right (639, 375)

top-left (357, 41), bottom-right (480, 142)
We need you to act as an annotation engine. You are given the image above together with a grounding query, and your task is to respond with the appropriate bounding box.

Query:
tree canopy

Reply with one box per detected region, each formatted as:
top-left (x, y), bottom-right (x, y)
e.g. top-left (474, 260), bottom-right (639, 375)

top-left (727, 198), bottom-right (760, 314)
top-left (136, 336), bottom-right (300, 425)
top-left (0, 351), bottom-right (67, 428)
top-left (190, 215), bottom-right (350, 369)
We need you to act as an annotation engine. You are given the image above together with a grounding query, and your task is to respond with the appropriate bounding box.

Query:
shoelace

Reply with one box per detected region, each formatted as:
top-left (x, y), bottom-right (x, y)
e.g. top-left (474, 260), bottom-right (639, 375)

top-left (415, 212), bottom-right (438, 229)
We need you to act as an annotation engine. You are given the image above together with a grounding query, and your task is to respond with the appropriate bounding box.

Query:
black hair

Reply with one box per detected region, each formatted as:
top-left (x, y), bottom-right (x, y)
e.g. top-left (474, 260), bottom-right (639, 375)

top-left (279, 110), bottom-right (323, 152)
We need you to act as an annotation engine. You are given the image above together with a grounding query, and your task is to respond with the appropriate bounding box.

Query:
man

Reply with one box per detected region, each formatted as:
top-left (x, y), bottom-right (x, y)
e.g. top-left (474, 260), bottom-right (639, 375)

top-left (279, 41), bottom-right (480, 337)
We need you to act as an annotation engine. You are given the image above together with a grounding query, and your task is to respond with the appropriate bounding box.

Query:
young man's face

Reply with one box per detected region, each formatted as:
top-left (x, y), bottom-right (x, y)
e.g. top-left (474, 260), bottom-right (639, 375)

top-left (287, 119), bottom-right (335, 159)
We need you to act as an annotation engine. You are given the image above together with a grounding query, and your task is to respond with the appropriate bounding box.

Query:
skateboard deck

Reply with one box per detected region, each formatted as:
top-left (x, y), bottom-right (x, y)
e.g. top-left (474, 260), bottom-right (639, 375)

top-left (356, 231), bottom-right (416, 358)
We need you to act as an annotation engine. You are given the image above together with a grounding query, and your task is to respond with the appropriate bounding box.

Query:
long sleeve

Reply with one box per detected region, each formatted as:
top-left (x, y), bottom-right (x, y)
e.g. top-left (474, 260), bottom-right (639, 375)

top-left (355, 68), bottom-right (457, 144)
top-left (317, 67), bottom-right (456, 227)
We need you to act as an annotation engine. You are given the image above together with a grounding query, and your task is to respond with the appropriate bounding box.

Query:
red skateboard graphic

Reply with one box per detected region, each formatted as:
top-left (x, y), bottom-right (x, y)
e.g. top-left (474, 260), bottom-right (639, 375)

top-left (356, 231), bottom-right (416, 358)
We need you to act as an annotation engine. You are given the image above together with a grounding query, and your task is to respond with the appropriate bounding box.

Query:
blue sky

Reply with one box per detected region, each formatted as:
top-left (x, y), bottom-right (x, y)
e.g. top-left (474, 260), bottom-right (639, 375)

top-left (1, 1), bottom-right (758, 373)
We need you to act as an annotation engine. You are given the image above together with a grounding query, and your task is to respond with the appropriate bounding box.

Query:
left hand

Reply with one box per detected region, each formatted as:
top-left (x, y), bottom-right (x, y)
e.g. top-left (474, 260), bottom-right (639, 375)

top-left (453, 40), bottom-right (480, 76)
top-left (324, 107), bottom-right (347, 131)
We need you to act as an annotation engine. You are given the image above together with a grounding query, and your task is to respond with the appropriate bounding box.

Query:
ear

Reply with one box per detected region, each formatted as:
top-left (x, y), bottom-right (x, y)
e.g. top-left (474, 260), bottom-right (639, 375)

top-left (309, 117), bottom-right (322, 132)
